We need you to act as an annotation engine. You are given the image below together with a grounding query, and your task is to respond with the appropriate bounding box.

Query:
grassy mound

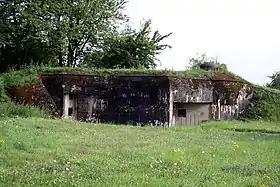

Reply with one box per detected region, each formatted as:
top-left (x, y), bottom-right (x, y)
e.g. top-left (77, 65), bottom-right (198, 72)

top-left (0, 69), bottom-right (49, 119)
top-left (240, 85), bottom-right (280, 121)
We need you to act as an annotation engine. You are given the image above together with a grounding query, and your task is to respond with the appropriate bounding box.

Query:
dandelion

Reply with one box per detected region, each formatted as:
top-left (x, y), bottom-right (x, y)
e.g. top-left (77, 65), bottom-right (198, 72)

top-left (233, 144), bottom-right (239, 148)
top-left (264, 174), bottom-right (271, 180)
top-left (150, 164), bottom-right (153, 168)
top-left (0, 139), bottom-right (5, 145)
top-left (202, 151), bottom-right (205, 154)
top-left (174, 162), bottom-right (177, 166)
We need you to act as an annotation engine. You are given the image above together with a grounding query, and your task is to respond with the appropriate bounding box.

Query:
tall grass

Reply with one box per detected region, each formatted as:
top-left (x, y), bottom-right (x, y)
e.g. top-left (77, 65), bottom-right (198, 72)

top-left (0, 77), bottom-right (10, 103)
top-left (0, 103), bottom-right (49, 119)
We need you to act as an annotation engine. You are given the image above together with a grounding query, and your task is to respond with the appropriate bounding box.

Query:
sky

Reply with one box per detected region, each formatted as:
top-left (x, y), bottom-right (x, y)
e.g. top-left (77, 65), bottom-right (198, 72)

top-left (124, 0), bottom-right (280, 85)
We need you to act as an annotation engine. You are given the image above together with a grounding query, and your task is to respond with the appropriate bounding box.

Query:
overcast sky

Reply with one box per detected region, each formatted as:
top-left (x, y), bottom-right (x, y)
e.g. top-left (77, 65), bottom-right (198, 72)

top-left (125, 0), bottom-right (280, 85)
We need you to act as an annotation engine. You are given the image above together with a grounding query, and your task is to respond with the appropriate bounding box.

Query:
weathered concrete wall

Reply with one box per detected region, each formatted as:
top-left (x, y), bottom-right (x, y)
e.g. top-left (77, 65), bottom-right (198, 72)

top-left (110, 76), bottom-right (170, 126)
top-left (211, 81), bottom-right (253, 120)
top-left (41, 74), bottom-right (64, 116)
top-left (169, 77), bottom-right (253, 125)
top-left (169, 77), bottom-right (213, 103)
top-left (41, 74), bottom-right (171, 126)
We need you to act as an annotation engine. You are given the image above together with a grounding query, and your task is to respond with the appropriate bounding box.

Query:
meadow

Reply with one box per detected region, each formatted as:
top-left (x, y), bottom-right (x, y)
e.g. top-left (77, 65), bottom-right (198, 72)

top-left (1, 117), bottom-right (279, 187)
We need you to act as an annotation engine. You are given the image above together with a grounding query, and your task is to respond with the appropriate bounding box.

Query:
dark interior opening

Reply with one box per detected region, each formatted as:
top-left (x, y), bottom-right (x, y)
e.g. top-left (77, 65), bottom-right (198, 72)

top-left (69, 94), bottom-right (74, 100)
top-left (68, 108), bottom-right (73, 116)
top-left (178, 109), bottom-right (186, 117)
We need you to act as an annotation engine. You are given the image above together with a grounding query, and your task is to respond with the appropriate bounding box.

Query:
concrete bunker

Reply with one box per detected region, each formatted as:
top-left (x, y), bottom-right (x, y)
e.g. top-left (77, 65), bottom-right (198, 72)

top-left (7, 71), bottom-right (253, 126)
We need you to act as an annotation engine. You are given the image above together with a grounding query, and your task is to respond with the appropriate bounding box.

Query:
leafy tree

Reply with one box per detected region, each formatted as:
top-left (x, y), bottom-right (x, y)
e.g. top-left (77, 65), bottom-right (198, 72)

top-left (83, 19), bottom-right (172, 69)
top-left (0, 0), bottom-right (128, 71)
top-left (187, 53), bottom-right (228, 71)
top-left (267, 71), bottom-right (280, 89)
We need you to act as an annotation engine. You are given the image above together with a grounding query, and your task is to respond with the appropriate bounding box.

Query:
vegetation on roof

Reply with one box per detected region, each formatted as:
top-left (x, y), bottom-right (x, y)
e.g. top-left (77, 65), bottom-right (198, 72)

top-left (0, 65), bottom-right (210, 88)
top-left (0, 65), bottom-right (250, 88)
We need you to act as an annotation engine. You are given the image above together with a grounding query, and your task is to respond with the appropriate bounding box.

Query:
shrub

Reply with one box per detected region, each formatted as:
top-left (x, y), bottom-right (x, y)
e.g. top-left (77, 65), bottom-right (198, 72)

top-left (240, 86), bottom-right (280, 121)
top-left (0, 77), bottom-right (10, 103)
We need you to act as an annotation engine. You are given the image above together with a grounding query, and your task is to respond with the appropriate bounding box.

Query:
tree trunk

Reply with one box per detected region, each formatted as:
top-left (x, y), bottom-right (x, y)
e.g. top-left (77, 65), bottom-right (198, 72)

top-left (58, 52), bottom-right (63, 66)
top-left (67, 44), bottom-right (74, 67)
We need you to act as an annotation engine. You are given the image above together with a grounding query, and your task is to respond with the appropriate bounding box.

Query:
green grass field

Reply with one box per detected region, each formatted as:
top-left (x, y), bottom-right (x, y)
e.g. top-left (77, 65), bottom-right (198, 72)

top-left (1, 117), bottom-right (279, 187)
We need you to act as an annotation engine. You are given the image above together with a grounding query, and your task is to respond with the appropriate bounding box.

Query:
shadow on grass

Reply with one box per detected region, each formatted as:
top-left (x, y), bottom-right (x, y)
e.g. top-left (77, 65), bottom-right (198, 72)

top-left (223, 128), bottom-right (280, 141)
top-left (221, 163), bottom-right (268, 176)
top-left (224, 128), bottom-right (280, 135)
top-left (236, 133), bottom-right (280, 141)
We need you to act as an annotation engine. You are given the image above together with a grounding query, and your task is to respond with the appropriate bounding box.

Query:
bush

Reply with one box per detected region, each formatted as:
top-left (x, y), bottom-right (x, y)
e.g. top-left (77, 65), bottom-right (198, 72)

top-left (0, 77), bottom-right (10, 103)
top-left (0, 103), bottom-right (49, 119)
top-left (240, 86), bottom-right (280, 121)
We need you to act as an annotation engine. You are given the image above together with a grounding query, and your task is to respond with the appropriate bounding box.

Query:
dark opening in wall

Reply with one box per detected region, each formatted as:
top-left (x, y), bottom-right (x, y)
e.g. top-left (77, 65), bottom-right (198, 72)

top-left (69, 94), bottom-right (74, 100)
top-left (68, 108), bottom-right (73, 116)
top-left (178, 109), bottom-right (186, 117)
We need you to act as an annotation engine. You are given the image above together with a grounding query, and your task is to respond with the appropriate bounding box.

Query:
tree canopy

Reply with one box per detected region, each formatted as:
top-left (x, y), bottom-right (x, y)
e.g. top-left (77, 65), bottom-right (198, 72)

top-left (0, 0), bottom-right (172, 72)
top-left (83, 19), bottom-right (172, 69)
